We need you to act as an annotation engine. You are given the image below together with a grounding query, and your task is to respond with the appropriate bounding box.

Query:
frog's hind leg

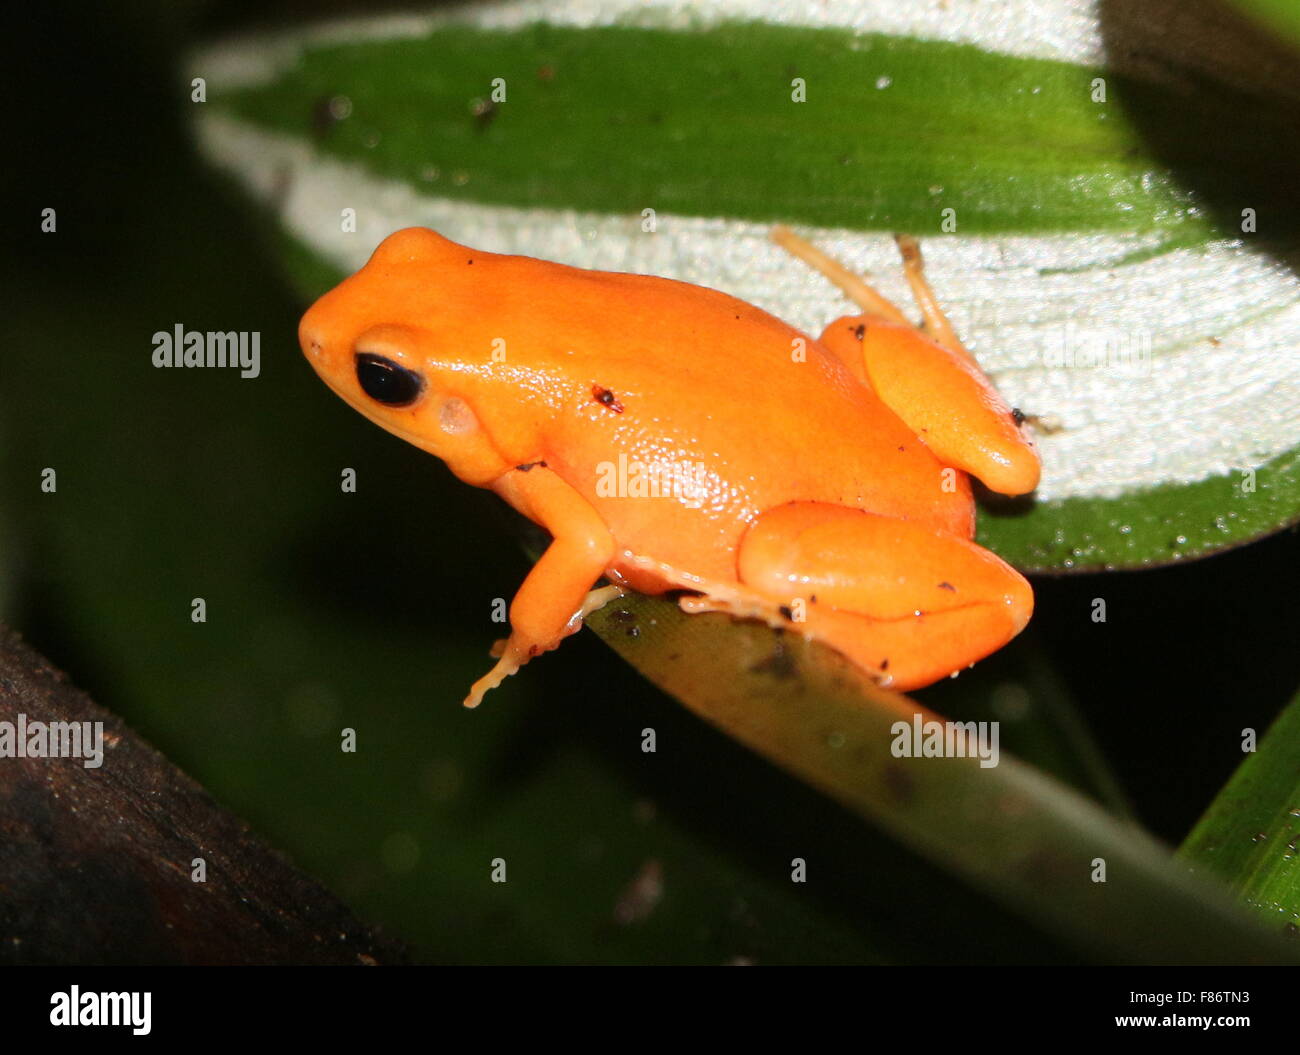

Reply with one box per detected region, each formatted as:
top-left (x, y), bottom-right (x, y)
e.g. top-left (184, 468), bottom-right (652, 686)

top-left (775, 225), bottom-right (1039, 496)
top-left (771, 225), bottom-right (966, 357)
top-left (735, 501), bottom-right (1033, 690)
top-left (891, 234), bottom-right (969, 362)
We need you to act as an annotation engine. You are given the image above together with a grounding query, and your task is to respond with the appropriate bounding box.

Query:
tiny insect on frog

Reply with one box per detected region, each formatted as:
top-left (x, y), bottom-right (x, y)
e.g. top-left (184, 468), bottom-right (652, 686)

top-left (299, 226), bottom-right (1040, 707)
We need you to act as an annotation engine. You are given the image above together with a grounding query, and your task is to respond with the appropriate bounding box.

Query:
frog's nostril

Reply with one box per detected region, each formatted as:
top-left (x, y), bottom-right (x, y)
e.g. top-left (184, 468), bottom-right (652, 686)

top-left (299, 326), bottom-right (324, 358)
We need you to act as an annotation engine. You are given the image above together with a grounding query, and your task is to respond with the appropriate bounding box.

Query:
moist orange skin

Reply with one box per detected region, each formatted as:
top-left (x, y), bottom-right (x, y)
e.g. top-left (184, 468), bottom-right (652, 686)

top-left (299, 227), bottom-right (1040, 706)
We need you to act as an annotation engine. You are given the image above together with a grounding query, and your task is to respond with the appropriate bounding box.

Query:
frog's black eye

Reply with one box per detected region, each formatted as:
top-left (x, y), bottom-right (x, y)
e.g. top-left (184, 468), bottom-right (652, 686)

top-left (355, 352), bottom-right (424, 407)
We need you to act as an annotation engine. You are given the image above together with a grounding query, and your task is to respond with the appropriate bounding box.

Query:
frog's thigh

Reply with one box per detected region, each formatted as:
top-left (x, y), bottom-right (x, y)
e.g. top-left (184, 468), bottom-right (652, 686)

top-left (819, 317), bottom-right (1040, 496)
top-left (737, 501), bottom-right (1031, 689)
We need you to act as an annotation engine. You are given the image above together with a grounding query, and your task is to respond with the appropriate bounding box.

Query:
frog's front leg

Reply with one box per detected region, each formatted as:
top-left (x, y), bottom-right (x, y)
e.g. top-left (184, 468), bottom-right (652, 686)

top-left (466, 467), bottom-right (617, 708)
top-left (774, 227), bottom-right (1040, 497)
top-left (737, 501), bottom-right (1033, 690)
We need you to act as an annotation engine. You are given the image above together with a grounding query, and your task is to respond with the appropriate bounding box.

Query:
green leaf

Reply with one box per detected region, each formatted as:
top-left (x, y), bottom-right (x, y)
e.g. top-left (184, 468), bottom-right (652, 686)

top-left (190, 12), bottom-right (1300, 572)
top-left (586, 590), bottom-right (1297, 962)
top-left (1230, 0), bottom-right (1300, 44)
top-left (976, 447), bottom-right (1300, 573)
top-left (1180, 686), bottom-right (1300, 941)
top-left (208, 23), bottom-right (1207, 234)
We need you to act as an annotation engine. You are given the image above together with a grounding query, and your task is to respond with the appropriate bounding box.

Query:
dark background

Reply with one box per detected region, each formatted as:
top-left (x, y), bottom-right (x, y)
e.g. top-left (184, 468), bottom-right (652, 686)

top-left (3, 0), bottom-right (1297, 963)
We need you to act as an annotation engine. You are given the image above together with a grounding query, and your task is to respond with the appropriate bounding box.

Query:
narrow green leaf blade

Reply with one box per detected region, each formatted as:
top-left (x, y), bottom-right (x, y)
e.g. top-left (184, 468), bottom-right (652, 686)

top-left (587, 592), bottom-right (1298, 963)
top-left (1230, 0), bottom-right (1300, 44)
top-left (1180, 686), bottom-right (1300, 941)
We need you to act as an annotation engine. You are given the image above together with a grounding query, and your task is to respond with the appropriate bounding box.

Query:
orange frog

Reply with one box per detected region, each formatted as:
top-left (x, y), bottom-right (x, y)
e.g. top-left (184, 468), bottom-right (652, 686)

top-left (299, 226), bottom-right (1040, 707)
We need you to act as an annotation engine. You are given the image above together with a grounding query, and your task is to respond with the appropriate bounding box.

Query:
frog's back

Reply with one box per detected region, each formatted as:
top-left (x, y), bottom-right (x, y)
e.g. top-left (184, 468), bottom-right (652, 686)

top-left (488, 257), bottom-right (975, 581)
